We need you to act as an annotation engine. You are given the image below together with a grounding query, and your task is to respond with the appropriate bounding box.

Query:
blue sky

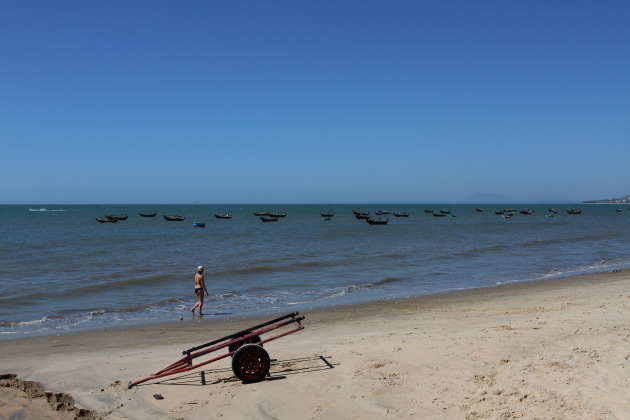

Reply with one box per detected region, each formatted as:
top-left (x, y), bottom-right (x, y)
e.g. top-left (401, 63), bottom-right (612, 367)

top-left (1, 1), bottom-right (628, 204)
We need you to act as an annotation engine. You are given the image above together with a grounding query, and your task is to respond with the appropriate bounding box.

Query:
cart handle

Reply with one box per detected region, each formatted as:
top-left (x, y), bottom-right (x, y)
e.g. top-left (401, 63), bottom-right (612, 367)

top-left (182, 312), bottom-right (301, 355)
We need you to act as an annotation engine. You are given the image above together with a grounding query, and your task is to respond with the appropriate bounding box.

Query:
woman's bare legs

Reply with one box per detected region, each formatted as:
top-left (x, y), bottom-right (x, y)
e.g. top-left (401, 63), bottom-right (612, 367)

top-left (191, 290), bottom-right (204, 316)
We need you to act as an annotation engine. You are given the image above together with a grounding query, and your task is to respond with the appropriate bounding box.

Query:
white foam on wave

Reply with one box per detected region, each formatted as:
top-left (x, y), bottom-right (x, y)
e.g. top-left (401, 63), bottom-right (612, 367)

top-left (1, 317), bottom-right (48, 328)
top-left (28, 208), bottom-right (66, 212)
top-left (287, 289), bottom-right (347, 305)
top-left (525, 256), bottom-right (630, 283)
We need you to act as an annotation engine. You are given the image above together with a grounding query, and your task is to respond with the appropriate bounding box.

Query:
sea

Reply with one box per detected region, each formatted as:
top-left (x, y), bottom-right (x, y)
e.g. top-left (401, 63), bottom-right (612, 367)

top-left (2, 203), bottom-right (630, 340)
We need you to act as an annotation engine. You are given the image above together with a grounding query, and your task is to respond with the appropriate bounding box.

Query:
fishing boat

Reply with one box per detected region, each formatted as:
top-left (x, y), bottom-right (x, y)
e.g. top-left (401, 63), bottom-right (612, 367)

top-left (476, 208), bottom-right (484, 212)
top-left (163, 215), bottom-right (186, 221)
top-left (519, 209), bottom-right (535, 215)
top-left (138, 211), bottom-right (157, 217)
top-left (424, 209), bottom-right (434, 213)
top-left (267, 211), bottom-right (287, 218)
top-left (214, 212), bottom-right (233, 219)
top-left (253, 211), bottom-right (269, 216)
top-left (106, 214), bottom-right (128, 221)
top-left (352, 209), bottom-right (370, 219)
top-left (260, 216), bottom-right (278, 222)
top-left (374, 209), bottom-right (390, 215)
top-left (393, 212), bottom-right (409, 217)
top-left (366, 217), bottom-right (388, 225)
top-left (432, 212), bottom-right (447, 217)
top-left (96, 217), bottom-right (117, 223)
top-left (567, 209), bottom-right (582, 215)
top-left (320, 211), bottom-right (334, 217)
top-left (191, 201), bottom-right (206, 227)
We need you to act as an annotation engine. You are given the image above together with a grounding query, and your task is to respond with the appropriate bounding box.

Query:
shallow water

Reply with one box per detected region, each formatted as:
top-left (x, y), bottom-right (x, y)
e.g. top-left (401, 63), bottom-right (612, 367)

top-left (1, 204), bottom-right (629, 338)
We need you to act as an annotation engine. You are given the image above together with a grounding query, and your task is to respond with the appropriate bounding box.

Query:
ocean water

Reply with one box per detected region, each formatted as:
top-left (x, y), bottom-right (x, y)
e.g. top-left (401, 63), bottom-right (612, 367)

top-left (2, 204), bottom-right (630, 339)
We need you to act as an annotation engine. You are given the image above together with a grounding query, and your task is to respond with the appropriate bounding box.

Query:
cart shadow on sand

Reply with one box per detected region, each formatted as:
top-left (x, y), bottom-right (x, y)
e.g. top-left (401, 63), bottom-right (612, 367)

top-left (147, 355), bottom-right (338, 387)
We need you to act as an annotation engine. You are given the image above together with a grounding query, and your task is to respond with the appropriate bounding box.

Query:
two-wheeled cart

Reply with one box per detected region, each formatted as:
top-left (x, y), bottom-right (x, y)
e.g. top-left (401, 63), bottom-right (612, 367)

top-left (128, 312), bottom-right (305, 388)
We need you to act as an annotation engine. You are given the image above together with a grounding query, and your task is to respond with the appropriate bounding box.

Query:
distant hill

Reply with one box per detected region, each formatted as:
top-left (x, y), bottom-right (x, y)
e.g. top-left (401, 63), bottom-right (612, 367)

top-left (583, 194), bottom-right (630, 204)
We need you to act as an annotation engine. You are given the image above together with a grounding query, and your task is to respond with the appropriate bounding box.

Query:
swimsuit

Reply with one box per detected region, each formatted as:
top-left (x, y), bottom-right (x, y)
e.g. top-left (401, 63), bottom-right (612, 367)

top-left (195, 287), bottom-right (203, 295)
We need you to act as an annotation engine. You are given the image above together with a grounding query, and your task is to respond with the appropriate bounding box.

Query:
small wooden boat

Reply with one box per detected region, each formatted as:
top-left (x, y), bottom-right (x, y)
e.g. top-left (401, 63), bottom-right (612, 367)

top-left (495, 210), bottom-right (504, 215)
top-left (432, 212), bottom-right (447, 217)
top-left (424, 209), bottom-right (433, 213)
top-left (366, 217), bottom-right (388, 225)
top-left (393, 212), bottom-right (409, 217)
top-left (96, 217), bottom-right (117, 223)
top-left (192, 221), bottom-right (206, 227)
top-left (519, 209), bottom-right (534, 215)
top-left (567, 209), bottom-right (582, 215)
top-left (320, 211), bottom-right (334, 217)
top-left (253, 211), bottom-right (269, 216)
top-left (260, 216), bottom-right (278, 222)
top-left (267, 211), bottom-right (287, 218)
top-left (352, 209), bottom-right (370, 219)
top-left (374, 209), bottom-right (390, 215)
top-left (106, 214), bottom-right (128, 221)
top-left (214, 212), bottom-right (232, 219)
top-left (163, 215), bottom-right (186, 221)
top-left (138, 212), bottom-right (157, 217)
top-left (475, 208), bottom-right (484, 212)
top-left (439, 210), bottom-right (451, 215)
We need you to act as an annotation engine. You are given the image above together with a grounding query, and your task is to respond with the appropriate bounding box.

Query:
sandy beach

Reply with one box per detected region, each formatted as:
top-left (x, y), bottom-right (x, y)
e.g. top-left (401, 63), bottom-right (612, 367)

top-left (2, 270), bottom-right (629, 419)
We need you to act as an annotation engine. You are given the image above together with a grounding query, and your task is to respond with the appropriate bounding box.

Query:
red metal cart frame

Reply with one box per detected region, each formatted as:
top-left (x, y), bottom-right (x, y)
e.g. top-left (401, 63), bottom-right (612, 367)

top-left (128, 312), bottom-right (305, 388)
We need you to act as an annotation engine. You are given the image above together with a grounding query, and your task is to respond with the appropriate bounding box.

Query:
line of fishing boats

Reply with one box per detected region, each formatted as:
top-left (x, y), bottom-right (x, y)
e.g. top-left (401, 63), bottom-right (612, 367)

top-left (350, 209), bottom-right (412, 224)
top-left (489, 208), bottom-right (583, 218)
top-left (96, 206), bottom-right (597, 225)
top-left (95, 208), bottom-right (403, 226)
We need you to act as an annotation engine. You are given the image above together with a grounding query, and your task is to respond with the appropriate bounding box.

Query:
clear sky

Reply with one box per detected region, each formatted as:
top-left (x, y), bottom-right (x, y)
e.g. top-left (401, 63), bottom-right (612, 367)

top-left (1, 1), bottom-right (628, 204)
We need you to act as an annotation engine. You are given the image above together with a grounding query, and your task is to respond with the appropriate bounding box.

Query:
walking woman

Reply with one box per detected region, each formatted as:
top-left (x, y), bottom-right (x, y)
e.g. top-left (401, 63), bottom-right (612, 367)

top-left (191, 266), bottom-right (209, 316)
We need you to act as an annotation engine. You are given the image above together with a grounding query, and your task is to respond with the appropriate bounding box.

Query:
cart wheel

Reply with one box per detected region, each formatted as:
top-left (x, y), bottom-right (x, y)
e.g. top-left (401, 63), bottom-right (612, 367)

top-left (231, 344), bottom-right (270, 383)
top-left (228, 335), bottom-right (262, 354)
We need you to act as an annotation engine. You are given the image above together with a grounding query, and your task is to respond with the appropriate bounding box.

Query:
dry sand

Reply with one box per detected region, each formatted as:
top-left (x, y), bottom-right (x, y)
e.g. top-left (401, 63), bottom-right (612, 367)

top-left (1, 270), bottom-right (629, 419)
